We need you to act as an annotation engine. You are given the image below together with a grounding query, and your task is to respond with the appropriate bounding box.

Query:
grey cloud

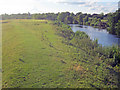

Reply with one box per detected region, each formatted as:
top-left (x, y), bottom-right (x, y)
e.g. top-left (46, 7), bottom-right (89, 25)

top-left (84, 5), bottom-right (92, 7)
top-left (58, 1), bottom-right (97, 7)
top-left (58, 2), bottom-right (86, 5)
top-left (58, 1), bottom-right (118, 13)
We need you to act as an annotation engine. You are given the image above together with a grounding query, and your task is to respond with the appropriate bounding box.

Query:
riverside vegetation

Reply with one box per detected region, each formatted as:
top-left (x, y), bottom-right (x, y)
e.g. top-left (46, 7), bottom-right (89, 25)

top-left (2, 19), bottom-right (120, 88)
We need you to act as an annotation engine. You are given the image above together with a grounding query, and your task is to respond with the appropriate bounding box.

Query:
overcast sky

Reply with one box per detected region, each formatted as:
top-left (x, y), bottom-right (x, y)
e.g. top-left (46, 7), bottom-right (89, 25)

top-left (0, 0), bottom-right (119, 14)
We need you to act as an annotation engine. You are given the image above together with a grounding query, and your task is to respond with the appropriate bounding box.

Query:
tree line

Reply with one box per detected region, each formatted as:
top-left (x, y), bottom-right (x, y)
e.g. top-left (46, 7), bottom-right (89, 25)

top-left (1, 9), bottom-right (120, 37)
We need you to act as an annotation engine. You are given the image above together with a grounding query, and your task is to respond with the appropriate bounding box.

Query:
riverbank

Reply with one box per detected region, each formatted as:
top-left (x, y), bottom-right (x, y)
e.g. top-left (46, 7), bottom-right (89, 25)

top-left (2, 19), bottom-right (120, 88)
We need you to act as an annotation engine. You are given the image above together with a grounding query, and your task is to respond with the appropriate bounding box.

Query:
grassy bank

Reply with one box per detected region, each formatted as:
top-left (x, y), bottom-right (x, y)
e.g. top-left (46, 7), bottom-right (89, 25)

top-left (2, 19), bottom-right (120, 88)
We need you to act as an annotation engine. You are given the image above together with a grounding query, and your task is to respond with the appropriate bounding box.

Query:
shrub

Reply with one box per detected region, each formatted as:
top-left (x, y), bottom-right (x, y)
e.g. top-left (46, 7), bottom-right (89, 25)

top-left (75, 31), bottom-right (88, 39)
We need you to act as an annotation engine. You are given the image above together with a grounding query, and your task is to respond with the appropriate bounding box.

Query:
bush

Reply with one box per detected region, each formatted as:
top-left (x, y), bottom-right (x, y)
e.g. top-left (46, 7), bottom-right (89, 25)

top-left (104, 46), bottom-right (120, 67)
top-left (75, 31), bottom-right (88, 39)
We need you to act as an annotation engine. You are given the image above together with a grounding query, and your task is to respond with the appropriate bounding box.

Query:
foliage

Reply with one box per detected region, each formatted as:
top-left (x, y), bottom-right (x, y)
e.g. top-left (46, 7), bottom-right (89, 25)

top-left (107, 9), bottom-right (120, 36)
top-left (75, 31), bottom-right (88, 39)
top-left (103, 46), bottom-right (120, 66)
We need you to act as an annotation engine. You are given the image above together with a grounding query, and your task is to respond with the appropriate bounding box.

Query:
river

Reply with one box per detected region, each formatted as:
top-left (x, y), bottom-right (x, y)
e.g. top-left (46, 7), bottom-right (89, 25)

top-left (69, 24), bottom-right (120, 47)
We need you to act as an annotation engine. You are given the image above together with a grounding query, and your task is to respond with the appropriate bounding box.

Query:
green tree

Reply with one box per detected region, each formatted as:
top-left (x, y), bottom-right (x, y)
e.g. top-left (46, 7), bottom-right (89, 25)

top-left (57, 12), bottom-right (70, 22)
top-left (83, 16), bottom-right (89, 25)
top-left (108, 15), bottom-right (116, 34)
top-left (116, 20), bottom-right (120, 36)
top-left (64, 16), bottom-right (73, 24)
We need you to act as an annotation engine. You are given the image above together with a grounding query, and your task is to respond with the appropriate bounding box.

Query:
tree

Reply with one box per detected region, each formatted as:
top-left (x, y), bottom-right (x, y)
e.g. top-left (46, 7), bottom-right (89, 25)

top-left (83, 16), bottom-right (89, 25)
top-left (108, 16), bottom-right (116, 34)
top-left (57, 12), bottom-right (70, 22)
top-left (78, 14), bottom-right (84, 25)
top-left (116, 20), bottom-right (120, 36)
top-left (64, 16), bottom-right (73, 24)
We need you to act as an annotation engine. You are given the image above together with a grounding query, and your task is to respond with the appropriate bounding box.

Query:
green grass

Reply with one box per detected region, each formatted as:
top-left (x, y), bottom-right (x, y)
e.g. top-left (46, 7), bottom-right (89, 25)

top-left (101, 20), bottom-right (108, 22)
top-left (2, 19), bottom-right (119, 88)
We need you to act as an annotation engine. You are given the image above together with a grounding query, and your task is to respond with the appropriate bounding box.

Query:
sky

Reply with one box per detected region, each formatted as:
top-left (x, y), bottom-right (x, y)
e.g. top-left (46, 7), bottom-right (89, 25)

top-left (0, 0), bottom-right (120, 14)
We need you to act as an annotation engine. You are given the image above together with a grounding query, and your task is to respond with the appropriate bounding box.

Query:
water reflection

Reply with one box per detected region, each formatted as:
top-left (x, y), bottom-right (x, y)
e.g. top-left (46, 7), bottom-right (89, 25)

top-left (69, 24), bottom-right (120, 47)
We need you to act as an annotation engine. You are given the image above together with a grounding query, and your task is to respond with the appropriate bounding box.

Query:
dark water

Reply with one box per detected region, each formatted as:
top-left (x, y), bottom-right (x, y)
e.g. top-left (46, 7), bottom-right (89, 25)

top-left (69, 24), bottom-right (120, 47)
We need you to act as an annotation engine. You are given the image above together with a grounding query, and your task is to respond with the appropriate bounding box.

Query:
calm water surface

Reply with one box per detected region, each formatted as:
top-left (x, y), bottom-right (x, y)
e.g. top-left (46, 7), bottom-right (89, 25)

top-left (69, 24), bottom-right (120, 47)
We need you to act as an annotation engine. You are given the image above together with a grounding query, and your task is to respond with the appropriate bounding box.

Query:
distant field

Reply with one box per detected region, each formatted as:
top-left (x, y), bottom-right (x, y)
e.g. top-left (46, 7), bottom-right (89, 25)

top-left (2, 19), bottom-right (118, 88)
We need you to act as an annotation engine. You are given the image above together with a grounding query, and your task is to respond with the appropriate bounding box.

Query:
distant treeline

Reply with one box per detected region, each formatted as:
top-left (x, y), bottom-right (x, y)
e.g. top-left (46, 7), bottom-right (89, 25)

top-left (1, 9), bottom-right (120, 37)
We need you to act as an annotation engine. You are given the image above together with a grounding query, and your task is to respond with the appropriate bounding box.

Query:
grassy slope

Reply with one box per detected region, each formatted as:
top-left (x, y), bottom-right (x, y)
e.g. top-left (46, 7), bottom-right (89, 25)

top-left (2, 19), bottom-right (119, 88)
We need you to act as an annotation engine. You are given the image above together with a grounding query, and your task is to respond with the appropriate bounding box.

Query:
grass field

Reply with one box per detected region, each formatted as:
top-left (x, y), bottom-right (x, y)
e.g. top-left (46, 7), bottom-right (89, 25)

top-left (2, 19), bottom-right (119, 88)
top-left (101, 20), bottom-right (108, 23)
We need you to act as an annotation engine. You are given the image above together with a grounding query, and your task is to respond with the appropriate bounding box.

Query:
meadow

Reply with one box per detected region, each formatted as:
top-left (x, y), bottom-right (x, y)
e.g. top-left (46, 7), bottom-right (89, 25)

top-left (2, 19), bottom-right (120, 88)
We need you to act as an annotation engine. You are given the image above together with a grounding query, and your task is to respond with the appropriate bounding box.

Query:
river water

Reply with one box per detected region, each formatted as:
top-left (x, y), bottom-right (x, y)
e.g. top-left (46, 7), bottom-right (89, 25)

top-left (69, 24), bottom-right (120, 47)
